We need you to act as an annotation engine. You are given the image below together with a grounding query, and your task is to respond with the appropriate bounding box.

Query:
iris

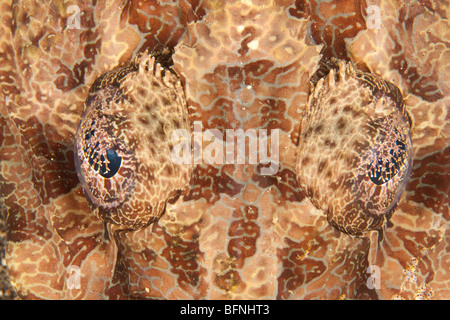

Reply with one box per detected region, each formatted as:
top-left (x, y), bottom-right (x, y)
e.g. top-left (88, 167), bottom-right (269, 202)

top-left (367, 138), bottom-right (406, 185)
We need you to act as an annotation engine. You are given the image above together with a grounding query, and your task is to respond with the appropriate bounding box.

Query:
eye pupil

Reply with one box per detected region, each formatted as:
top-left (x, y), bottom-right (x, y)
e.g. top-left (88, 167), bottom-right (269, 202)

top-left (85, 142), bottom-right (122, 178)
top-left (104, 149), bottom-right (122, 178)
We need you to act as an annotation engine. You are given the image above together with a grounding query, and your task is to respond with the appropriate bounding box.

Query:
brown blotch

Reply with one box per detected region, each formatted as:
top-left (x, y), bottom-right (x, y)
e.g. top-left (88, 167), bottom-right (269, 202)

top-left (303, 127), bottom-right (313, 139)
top-left (308, 0), bottom-right (366, 60)
top-left (314, 124), bottom-right (323, 133)
top-left (318, 160), bottom-right (328, 173)
top-left (228, 205), bottom-right (260, 268)
top-left (288, 0), bottom-right (311, 20)
top-left (157, 121), bottom-right (165, 137)
top-left (390, 52), bottom-right (443, 102)
top-left (161, 231), bottom-right (202, 288)
top-left (184, 165), bottom-right (244, 204)
top-left (172, 118), bottom-right (180, 128)
top-left (121, 0), bottom-right (187, 49)
top-left (238, 26), bottom-right (258, 56)
top-left (214, 270), bottom-right (241, 292)
top-left (244, 60), bottom-right (275, 77)
top-left (137, 87), bottom-right (146, 97)
top-left (301, 156), bottom-right (310, 167)
top-left (324, 139), bottom-right (336, 149)
top-left (336, 117), bottom-right (347, 131)
top-left (342, 105), bottom-right (352, 113)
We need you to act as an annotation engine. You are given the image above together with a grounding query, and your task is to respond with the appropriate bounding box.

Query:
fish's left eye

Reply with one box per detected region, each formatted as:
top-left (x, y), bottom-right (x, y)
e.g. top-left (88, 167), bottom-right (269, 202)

top-left (74, 51), bottom-right (193, 230)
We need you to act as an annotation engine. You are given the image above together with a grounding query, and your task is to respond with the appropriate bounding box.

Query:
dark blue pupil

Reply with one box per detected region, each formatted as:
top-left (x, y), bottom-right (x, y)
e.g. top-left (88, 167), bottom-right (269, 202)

top-left (367, 139), bottom-right (406, 185)
top-left (84, 129), bottom-right (122, 178)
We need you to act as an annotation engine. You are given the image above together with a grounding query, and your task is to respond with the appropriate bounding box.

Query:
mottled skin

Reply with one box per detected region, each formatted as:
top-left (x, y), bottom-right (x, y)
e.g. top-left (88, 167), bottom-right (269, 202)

top-left (0, 0), bottom-right (448, 300)
top-left (298, 60), bottom-right (413, 236)
top-left (347, 0), bottom-right (450, 299)
top-left (75, 52), bottom-right (193, 229)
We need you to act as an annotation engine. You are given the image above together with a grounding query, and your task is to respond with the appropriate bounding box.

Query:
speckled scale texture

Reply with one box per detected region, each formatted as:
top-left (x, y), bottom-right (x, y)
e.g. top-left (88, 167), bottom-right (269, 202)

top-left (297, 60), bottom-right (413, 236)
top-left (0, 0), bottom-right (449, 300)
top-left (74, 52), bottom-right (193, 229)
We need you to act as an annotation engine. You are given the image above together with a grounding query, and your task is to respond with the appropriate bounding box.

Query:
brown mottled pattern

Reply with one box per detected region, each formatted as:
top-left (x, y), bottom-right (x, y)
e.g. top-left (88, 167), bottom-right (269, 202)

top-left (0, 0), bottom-right (448, 300)
top-left (347, 0), bottom-right (450, 299)
top-left (297, 61), bottom-right (413, 236)
top-left (75, 52), bottom-right (192, 230)
top-left (306, 0), bottom-right (368, 60)
top-left (0, 212), bottom-right (15, 299)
